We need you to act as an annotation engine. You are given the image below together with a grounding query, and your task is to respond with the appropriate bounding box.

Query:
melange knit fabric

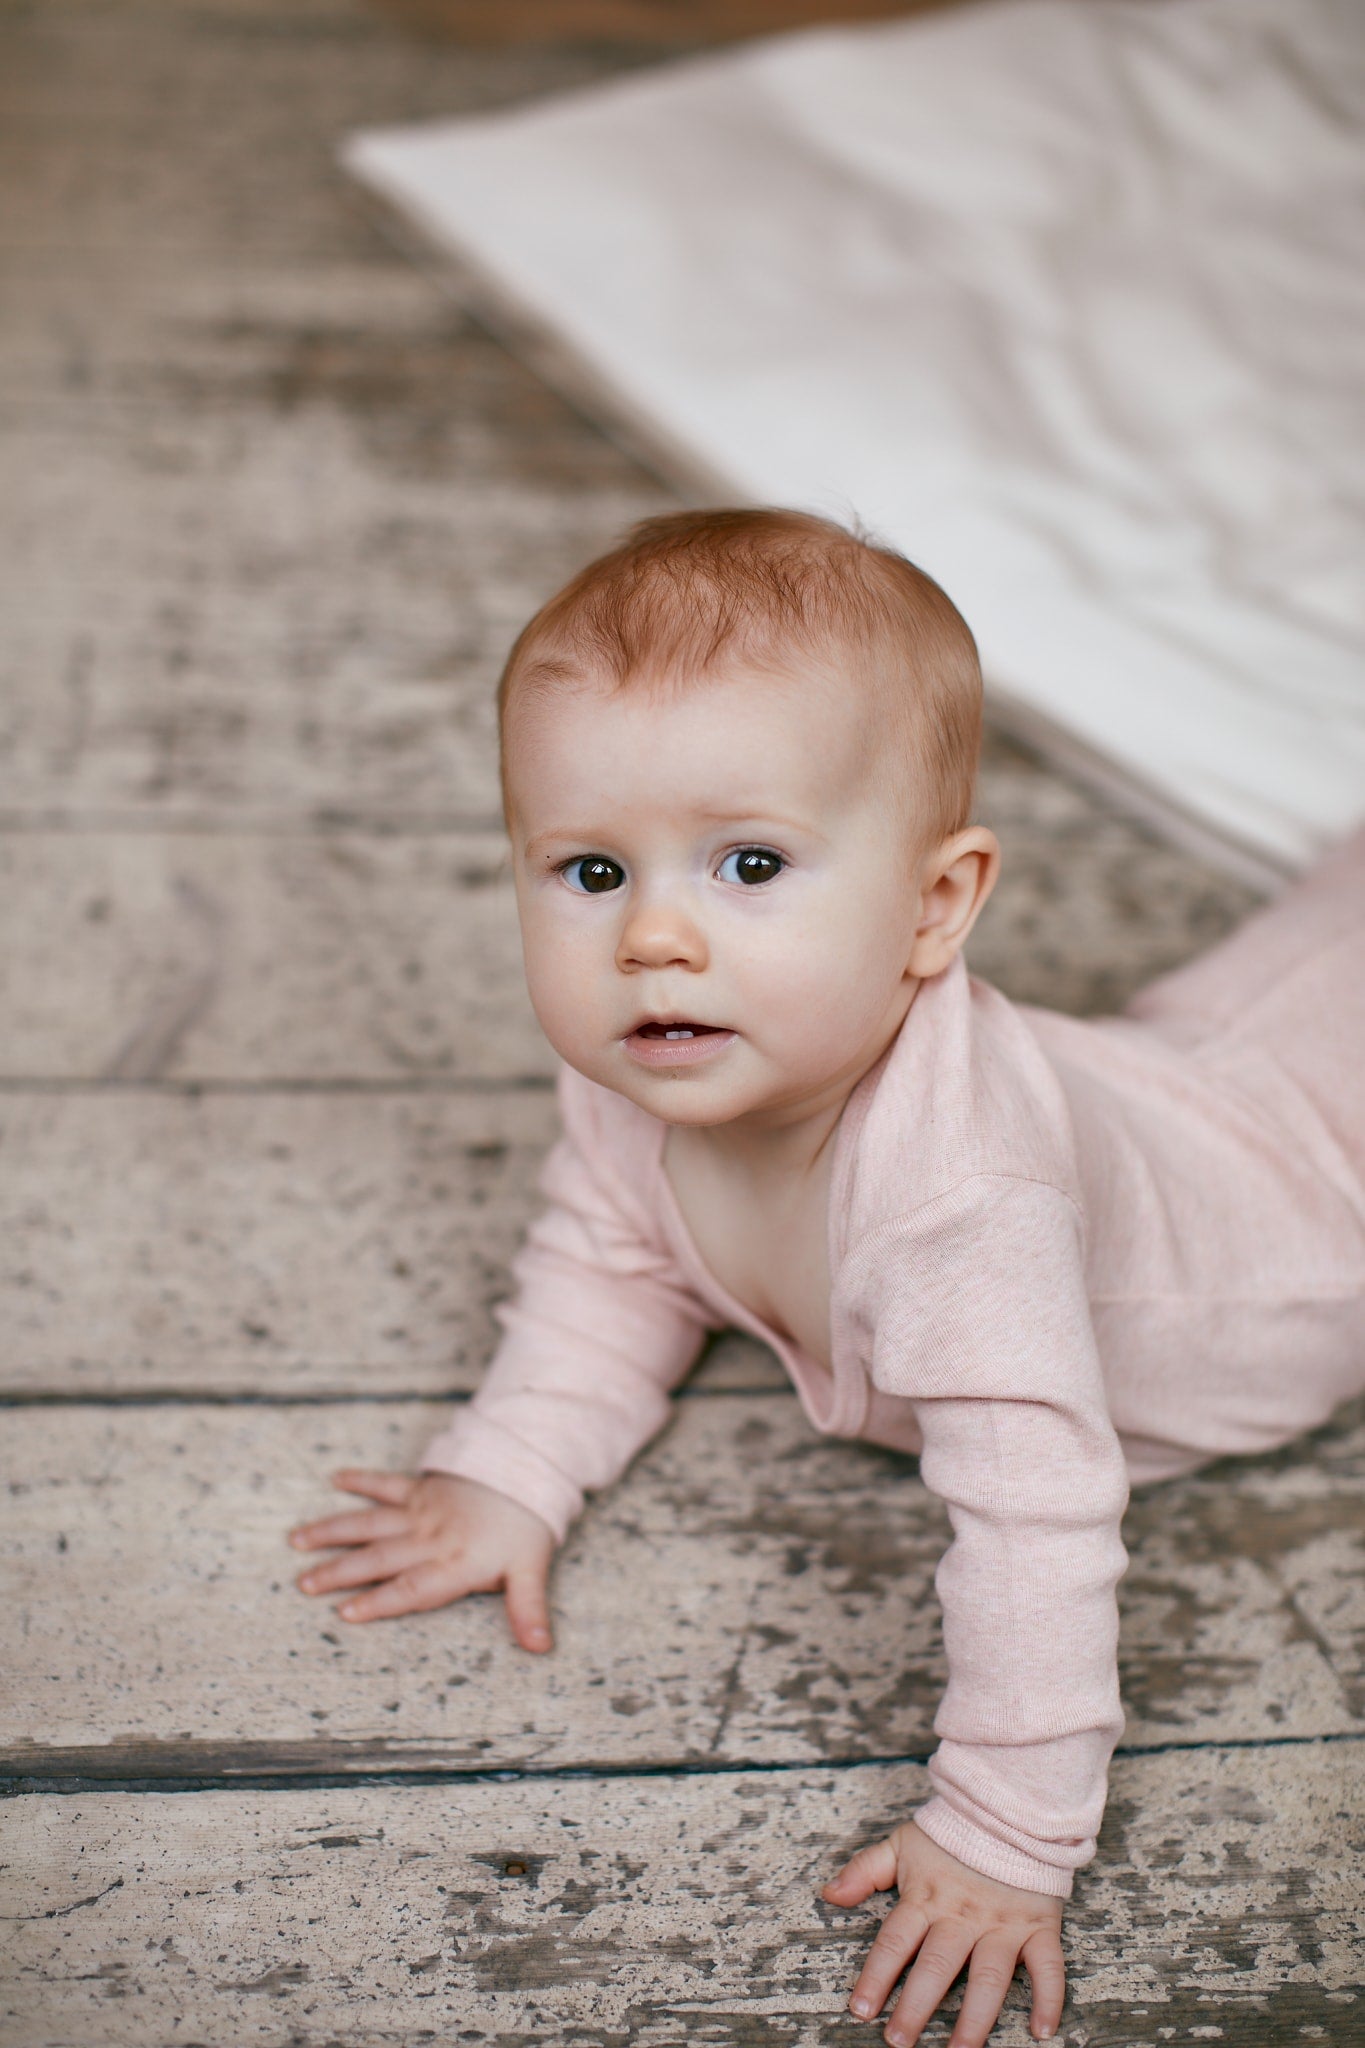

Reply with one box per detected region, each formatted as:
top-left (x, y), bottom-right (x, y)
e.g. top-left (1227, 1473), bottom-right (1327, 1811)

top-left (423, 829), bottom-right (1365, 1896)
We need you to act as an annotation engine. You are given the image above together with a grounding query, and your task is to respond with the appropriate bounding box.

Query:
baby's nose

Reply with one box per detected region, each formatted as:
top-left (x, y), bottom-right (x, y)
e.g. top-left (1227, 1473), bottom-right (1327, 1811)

top-left (615, 897), bottom-right (708, 972)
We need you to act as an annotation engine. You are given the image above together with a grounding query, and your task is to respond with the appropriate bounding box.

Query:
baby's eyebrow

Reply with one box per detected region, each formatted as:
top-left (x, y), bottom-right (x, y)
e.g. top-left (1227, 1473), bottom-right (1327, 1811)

top-left (653, 804), bottom-right (838, 847)
top-left (522, 826), bottom-right (599, 859)
top-left (695, 812), bottom-right (836, 851)
top-left (693, 807), bottom-right (809, 830)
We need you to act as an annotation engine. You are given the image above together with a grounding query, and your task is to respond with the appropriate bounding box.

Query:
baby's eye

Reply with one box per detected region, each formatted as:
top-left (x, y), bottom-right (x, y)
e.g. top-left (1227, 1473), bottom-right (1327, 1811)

top-left (560, 855), bottom-right (625, 895)
top-left (717, 847), bottom-right (785, 887)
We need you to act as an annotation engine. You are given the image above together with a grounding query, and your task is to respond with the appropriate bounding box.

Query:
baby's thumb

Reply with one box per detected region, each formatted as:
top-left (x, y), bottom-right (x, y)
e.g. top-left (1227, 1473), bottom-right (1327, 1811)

top-left (821, 1836), bottom-right (898, 1904)
top-left (504, 1566), bottom-right (553, 1654)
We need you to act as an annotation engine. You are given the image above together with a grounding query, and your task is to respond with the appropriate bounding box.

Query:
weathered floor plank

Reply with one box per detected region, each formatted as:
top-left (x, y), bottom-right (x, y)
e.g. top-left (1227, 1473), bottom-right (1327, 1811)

top-left (0, 396), bottom-right (656, 826)
top-left (0, 831), bottom-right (545, 1084)
top-left (0, 1094), bottom-right (786, 1397)
top-left (4, 1398), bottom-right (1361, 1778)
top-left (0, 1089), bottom-right (555, 1396)
top-left (2, 1745), bottom-right (1360, 2047)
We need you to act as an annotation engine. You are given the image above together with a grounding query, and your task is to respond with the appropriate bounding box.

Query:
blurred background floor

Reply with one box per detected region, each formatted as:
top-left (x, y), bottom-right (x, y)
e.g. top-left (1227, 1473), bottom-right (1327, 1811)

top-left (1, 5), bottom-right (1360, 2045)
top-left (373, 0), bottom-right (946, 37)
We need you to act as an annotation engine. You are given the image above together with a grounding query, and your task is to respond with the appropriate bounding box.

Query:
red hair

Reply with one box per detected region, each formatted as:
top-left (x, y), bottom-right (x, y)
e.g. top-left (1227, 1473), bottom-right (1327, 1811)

top-left (499, 508), bottom-right (982, 843)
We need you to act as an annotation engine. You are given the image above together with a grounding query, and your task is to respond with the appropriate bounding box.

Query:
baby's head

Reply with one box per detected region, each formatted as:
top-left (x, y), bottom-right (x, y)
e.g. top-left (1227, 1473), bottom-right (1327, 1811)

top-left (499, 508), bottom-right (998, 1128)
top-left (501, 506), bottom-right (982, 849)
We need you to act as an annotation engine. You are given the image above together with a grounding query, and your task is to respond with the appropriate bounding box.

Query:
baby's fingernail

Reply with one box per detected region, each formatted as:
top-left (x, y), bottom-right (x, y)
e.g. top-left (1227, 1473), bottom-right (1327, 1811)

top-left (338, 1602), bottom-right (357, 1620)
top-left (849, 1997), bottom-right (872, 2019)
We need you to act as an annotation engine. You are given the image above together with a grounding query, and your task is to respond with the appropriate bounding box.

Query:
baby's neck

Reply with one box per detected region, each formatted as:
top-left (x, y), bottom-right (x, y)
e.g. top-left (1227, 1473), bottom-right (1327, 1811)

top-left (663, 1079), bottom-right (850, 1367)
top-left (682, 1091), bottom-right (847, 1191)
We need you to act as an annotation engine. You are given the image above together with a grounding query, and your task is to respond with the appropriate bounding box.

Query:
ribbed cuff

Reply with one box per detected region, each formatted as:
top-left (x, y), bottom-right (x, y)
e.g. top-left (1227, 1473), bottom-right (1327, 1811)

top-left (420, 1411), bottom-right (582, 1545)
top-left (914, 1798), bottom-right (1077, 1898)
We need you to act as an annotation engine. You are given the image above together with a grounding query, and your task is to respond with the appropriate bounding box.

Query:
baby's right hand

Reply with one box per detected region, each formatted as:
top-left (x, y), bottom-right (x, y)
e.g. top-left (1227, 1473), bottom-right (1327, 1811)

top-left (288, 1470), bottom-right (556, 1649)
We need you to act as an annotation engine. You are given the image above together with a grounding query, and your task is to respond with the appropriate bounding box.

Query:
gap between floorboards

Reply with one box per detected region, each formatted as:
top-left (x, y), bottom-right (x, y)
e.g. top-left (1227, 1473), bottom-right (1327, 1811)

top-left (6, 1728), bottom-right (1360, 1800)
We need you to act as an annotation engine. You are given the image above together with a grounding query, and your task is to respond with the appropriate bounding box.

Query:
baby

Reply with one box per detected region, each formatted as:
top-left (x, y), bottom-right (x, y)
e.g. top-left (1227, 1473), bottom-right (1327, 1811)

top-left (290, 509), bottom-right (1365, 2048)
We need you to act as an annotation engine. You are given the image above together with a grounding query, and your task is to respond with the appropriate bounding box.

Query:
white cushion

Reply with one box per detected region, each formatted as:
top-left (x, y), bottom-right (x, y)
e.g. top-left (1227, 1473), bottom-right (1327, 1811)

top-left (345, 0), bottom-right (1365, 873)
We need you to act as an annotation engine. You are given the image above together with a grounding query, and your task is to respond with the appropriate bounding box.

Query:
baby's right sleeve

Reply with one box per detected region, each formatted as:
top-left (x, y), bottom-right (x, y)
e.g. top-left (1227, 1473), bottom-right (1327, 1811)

top-left (419, 1071), bottom-right (717, 1542)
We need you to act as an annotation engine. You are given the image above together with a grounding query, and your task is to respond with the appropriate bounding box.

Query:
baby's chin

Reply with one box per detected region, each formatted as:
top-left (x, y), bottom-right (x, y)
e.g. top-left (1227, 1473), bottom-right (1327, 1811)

top-left (576, 1050), bottom-right (825, 1133)
top-left (547, 1042), bottom-right (745, 1122)
top-left (608, 1066), bottom-right (751, 1126)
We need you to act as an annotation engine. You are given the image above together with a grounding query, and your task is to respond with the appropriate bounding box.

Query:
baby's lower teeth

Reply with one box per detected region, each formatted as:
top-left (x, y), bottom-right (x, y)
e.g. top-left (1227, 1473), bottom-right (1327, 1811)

top-left (665, 1029), bottom-right (694, 1040)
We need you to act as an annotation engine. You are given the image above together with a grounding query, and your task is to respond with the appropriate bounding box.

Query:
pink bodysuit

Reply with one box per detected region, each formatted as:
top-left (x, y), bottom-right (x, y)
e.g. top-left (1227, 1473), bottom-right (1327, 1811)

top-left (422, 831), bottom-right (1365, 1895)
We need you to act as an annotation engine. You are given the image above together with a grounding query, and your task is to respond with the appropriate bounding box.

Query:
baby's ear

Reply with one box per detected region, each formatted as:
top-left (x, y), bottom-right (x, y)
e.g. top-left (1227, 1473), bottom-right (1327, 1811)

top-left (907, 827), bottom-right (1000, 980)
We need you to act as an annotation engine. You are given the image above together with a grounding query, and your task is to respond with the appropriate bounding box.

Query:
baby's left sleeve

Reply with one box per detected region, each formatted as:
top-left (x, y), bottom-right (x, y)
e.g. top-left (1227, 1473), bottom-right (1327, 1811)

top-left (418, 1067), bottom-right (718, 1541)
top-left (865, 1174), bottom-right (1130, 1898)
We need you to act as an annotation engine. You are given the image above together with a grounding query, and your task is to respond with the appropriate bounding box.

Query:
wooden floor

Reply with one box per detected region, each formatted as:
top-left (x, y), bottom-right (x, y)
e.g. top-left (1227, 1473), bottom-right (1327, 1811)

top-left (2, 5), bottom-right (1362, 2044)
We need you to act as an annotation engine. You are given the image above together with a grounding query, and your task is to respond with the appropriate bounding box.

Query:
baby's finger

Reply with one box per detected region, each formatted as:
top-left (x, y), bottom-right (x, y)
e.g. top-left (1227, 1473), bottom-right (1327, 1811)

top-left (339, 1559), bottom-right (474, 1623)
top-left (846, 1899), bottom-right (928, 2022)
top-left (330, 1469), bottom-right (416, 1506)
top-left (297, 1537), bottom-right (426, 1598)
top-left (883, 1922), bottom-right (975, 2048)
top-left (823, 1835), bottom-right (899, 1905)
top-left (1022, 1928), bottom-right (1065, 2041)
top-left (289, 1506), bottom-right (411, 1553)
top-left (948, 1934), bottom-right (1023, 2048)
top-left (504, 1565), bottom-right (553, 1653)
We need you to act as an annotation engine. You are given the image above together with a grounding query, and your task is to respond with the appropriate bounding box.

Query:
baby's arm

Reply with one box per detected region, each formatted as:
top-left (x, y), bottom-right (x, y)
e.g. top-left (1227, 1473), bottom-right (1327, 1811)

top-left (824, 1175), bottom-right (1129, 2040)
top-left (289, 1070), bottom-right (714, 1632)
top-left (869, 1177), bottom-right (1129, 1892)
top-left (824, 1821), bottom-right (1063, 2047)
top-left (290, 1472), bottom-right (556, 1647)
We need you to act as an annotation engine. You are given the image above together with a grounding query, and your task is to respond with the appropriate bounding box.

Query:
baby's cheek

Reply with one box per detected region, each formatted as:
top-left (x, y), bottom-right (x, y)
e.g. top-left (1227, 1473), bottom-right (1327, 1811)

top-left (763, 930), bottom-right (888, 1031)
top-left (522, 930), bottom-right (594, 1034)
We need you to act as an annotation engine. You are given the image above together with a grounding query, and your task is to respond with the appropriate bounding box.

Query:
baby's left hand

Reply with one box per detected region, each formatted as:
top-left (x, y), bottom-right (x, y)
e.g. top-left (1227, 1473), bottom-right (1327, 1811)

top-left (822, 1820), bottom-right (1064, 2047)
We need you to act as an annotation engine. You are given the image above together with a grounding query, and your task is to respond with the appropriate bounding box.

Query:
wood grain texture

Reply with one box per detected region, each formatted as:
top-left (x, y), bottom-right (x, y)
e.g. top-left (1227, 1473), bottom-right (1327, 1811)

top-left (0, 1090), bottom-right (556, 1395)
top-left (5, 1398), bottom-right (1361, 1779)
top-left (0, 1095), bottom-right (786, 1397)
top-left (3, 1746), bottom-right (1360, 2047)
top-left (0, 832), bottom-right (546, 1084)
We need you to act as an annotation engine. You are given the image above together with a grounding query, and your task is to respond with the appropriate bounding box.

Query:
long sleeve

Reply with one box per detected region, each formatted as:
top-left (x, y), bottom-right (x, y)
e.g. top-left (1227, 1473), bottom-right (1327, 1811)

top-left (862, 1175), bottom-right (1130, 1897)
top-left (420, 1070), bottom-right (718, 1542)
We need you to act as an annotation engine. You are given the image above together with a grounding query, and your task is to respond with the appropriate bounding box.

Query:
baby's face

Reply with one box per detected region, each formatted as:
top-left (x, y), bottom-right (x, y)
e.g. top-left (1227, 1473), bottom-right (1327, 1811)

top-left (504, 660), bottom-right (932, 1131)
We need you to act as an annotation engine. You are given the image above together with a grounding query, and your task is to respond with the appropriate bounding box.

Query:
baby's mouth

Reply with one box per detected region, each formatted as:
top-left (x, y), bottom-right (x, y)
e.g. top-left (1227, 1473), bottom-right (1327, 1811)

top-left (623, 1017), bottom-right (737, 1066)
top-left (634, 1020), bottom-right (723, 1041)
